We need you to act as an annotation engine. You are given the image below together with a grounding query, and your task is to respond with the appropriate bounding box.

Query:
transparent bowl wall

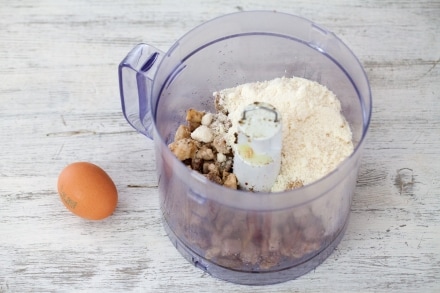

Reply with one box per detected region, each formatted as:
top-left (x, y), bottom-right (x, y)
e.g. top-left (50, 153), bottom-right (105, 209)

top-left (148, 12), bottom-right (371, 285)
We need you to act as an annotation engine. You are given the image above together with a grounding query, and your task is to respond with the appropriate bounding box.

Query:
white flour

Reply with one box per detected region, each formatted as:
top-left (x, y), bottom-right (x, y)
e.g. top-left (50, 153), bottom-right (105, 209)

top-left (214, 76), bottom-right (353, 192)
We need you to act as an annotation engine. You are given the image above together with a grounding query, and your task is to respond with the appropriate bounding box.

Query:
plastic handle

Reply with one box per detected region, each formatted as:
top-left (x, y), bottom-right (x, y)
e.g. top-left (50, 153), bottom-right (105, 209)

top-left (118, 43), bottom-right (164, 139)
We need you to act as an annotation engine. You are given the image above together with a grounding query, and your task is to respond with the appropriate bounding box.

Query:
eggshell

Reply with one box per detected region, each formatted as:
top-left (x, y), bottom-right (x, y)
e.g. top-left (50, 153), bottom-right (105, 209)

top-left (57, 162), bottom-right (118, 220)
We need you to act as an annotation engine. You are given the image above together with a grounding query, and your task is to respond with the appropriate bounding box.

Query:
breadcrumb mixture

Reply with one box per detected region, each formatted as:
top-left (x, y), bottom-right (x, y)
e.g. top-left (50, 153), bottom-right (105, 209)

top-left (214, 76), bottom-right (353, 192)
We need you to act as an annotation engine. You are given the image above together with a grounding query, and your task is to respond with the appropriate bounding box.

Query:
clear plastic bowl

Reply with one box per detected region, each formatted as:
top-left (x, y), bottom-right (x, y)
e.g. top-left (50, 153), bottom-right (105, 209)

top-left (119, 11), bottom-right (372, 285)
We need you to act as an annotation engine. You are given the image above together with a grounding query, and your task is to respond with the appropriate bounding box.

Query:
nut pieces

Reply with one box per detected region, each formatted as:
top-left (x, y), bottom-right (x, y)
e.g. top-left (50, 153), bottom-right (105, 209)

top-left (169, 109), bottom-right (237, 189)
top-left (162, 181), bottom-right (328, 271)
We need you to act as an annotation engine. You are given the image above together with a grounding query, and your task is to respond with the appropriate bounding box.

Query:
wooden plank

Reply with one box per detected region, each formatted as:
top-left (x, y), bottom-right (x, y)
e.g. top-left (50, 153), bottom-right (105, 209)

top-left (1, 0), bottom-right (439, 292)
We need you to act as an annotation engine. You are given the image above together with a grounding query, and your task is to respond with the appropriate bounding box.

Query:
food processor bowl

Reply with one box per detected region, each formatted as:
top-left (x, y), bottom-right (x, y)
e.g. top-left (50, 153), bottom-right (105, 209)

top-left (118, 11), bottom-right (372, 285)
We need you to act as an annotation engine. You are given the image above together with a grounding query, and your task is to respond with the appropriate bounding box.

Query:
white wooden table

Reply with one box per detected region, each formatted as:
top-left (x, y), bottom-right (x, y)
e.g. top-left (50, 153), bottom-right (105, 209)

top-left (1, 1), bottom-right (439, 292)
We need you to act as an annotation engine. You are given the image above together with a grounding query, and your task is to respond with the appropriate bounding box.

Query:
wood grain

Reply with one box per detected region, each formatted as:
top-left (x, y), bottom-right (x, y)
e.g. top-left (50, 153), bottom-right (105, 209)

top-left (1, 0), bottom-right (439, 292)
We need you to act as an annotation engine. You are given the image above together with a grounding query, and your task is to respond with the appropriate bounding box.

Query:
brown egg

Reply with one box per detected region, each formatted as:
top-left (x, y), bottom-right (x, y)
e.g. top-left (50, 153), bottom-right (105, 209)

top-left (57, 162), bottom-right (118, 220)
